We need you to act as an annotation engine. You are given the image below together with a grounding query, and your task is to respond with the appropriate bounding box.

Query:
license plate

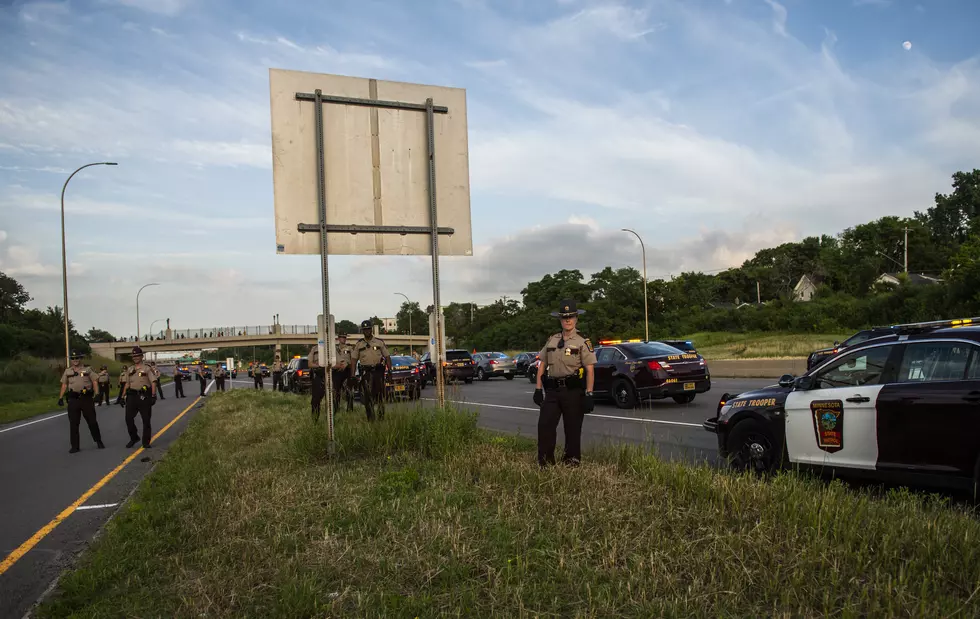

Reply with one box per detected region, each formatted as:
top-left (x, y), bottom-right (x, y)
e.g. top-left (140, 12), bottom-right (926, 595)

top-left (684, 382), bottom-right (695, 391)
top-left (394, 385), bottom-right (405, 392)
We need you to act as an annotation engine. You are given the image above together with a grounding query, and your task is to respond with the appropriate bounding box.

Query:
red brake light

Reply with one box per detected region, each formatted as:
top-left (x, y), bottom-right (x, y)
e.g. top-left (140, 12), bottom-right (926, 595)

top-left (647, 360), bottom-right (663, 371)
top-left (489, 360), bottom-right (497, 365)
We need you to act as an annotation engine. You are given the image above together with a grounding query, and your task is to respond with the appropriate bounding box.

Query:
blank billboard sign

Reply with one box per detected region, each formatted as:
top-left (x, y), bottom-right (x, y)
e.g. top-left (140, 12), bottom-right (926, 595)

top-left (269, 68), bottom-right (473, 256)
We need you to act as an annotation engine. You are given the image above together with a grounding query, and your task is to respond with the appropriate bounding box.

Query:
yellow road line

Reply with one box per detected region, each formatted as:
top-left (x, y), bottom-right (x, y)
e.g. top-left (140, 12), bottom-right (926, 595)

top-left (0, 396), bottom-right (202, 577)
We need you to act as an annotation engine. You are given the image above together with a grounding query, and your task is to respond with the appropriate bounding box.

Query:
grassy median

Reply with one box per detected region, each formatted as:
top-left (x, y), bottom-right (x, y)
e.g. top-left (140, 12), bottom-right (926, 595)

top-left (38, 390), bottom-right (980, 617)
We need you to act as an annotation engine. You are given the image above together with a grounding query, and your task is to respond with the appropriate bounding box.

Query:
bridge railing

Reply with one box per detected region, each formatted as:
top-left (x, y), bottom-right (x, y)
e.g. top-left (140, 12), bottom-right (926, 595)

top-left (162, 325), bottom-right (320, 340)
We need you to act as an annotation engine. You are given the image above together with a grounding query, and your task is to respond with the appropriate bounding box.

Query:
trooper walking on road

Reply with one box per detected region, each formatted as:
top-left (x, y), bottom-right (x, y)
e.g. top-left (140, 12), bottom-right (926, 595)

top-left (351, 320), bottom-right (391, 421)
top-left (58, 351), bottom-right (105, 453)
top-left (215, 364), bottom-right (227, 391)
top-left (122, 346), bottom-right (156, 449)
top-left (173, 365), bottom-right (185, 398)
top-left (116, 364), bottom-right (128, 405)
top-left (332, 331), bottom-right (354, 413)
top-left (272, 354), bottom-right (285, 392)
top-left (252, 361), bottom-right (264, 390)
top-left (533, 299), bottom-right (596, 467)
top-left (309, 343), bottom-right (324, 422)
top-left (149, 361), bottom-right (165, 400)
top-left (96, 364), bottom-right (111, 407)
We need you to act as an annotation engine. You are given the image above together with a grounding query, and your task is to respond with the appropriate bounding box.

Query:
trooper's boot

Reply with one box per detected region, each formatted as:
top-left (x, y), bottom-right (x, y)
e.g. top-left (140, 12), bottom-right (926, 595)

top-left (126, 438), bottom-right (139, 448)
top-left (97, 441), bottom-right (106, 449)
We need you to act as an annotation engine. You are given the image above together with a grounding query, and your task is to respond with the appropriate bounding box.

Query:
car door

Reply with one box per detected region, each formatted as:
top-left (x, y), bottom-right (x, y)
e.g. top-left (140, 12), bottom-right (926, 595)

top-left (784, 343), bottom-right (900, 470)
top-left (875, 340), bottom-right (980, 475)
top-left (593, 347), bottom-right (619, 395)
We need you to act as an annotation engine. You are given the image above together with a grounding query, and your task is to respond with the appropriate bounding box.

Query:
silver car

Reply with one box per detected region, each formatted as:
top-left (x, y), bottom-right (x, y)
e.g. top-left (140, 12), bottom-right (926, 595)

top-left (472, 352), bottom-right (516, 381)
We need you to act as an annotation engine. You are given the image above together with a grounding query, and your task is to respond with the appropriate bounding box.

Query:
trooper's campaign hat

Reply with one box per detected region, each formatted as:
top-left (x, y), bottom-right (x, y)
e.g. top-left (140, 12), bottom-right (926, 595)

top-left (551, 299), bottom-right (586, 318)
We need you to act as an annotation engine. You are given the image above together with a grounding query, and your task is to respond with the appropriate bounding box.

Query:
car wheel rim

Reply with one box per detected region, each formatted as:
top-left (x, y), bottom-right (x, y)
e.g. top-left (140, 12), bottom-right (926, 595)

top-left (735, 434), bottom-right (772, 472)
top-left (616, 386), bottom-right (629, 404)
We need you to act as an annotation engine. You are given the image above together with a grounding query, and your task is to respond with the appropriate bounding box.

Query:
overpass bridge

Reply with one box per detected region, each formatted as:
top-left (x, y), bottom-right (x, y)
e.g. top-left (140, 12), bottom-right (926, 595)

top-left (90, 324), bottom-right (431, 361)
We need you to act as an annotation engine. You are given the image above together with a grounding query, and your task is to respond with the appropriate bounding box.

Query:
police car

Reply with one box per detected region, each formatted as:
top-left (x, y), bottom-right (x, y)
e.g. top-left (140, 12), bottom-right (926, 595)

top-left (704, 318), bottom-right (980, 493)
top-left (594, 339), bottom-right (711, 408)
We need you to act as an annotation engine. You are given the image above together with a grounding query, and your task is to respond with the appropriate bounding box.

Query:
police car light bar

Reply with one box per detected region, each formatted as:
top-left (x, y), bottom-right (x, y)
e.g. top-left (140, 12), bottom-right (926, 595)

top-left (888, 317), bottom-right (980, 332)
top-left (598, 338), bottom-right (644, 345)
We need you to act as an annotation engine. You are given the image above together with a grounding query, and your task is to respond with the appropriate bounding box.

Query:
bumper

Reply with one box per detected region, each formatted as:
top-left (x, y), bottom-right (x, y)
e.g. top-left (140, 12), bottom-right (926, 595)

top-left (445, 366), bottom-right (476, 380)
top-left (703, 416), bottom-right (719, 433)
top-left (386, 378), bottom-right (421, 398)
top-left (638, 377), bottom-right (711, 398)
top-left (489, 368), bottom-right (515, 377)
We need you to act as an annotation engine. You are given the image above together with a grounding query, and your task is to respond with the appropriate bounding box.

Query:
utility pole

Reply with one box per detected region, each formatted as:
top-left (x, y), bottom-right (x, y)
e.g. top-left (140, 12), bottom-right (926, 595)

top-left (904, 226), bottom-right (908, 274)
top-left (757, 281), bottom-right (761, 305)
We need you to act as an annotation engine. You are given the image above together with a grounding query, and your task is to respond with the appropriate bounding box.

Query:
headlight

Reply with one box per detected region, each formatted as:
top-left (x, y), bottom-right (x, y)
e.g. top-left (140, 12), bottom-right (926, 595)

top-left (719, 403), bottom-right (733, 416)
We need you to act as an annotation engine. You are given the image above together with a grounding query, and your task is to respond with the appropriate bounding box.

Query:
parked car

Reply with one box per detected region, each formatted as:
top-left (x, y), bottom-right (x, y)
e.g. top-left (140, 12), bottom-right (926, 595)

top-left (472, 352), bottom-right (516, 381)
top-left (282, 356), bottom-right (313, 394)
top-left (385, 355), bottom-right (423, 400)
top-left (657, 339), bottom-right (697, 354)
top-left (418, 349), bottom-right (476, 385)
top-left (806, 327), bottom-right (898, 370)
top-left (527, 357), bottom-right (541, 383)
top-left (513, 352), bottom-right (539, 375)
top-left (593, 340), bottom-right (711, 408)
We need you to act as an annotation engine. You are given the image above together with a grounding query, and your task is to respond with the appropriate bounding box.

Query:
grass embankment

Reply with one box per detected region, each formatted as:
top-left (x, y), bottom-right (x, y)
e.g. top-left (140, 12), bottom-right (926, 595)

top-left (684, 331), bottom-right (849, 360)
top-left (0, 355), bottom-right (171, 425)
top-left (39, 391), bottom-right (980, 617)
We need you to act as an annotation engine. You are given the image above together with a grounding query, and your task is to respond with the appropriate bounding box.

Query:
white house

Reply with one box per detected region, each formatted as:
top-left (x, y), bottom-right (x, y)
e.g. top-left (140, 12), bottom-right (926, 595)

top-left (381, 317), bottom-right (398, 333)
top-left (793, 275), bottom-right (819, 302)
top-left (875, 272), bottom-right (942, 287)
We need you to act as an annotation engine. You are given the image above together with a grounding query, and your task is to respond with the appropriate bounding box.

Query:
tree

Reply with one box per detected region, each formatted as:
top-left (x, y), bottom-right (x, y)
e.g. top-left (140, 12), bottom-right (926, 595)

top-left (85, 327), bottom-right (116, 343)
top-left (336, 319), bottom-right (359, 335)
top-left (0, 271), bottom-right (31, 322)
top-left (916, 169), bottom-right (980, 252)
top-left (395, 302), bottom-right (428, 336)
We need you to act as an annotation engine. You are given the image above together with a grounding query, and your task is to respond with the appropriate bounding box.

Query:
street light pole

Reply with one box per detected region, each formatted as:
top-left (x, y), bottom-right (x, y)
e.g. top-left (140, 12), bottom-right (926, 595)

top-left (395, 292), bottom-right (412, 356)
top-left (622, 228), bottom-right (649, 342)
top-left (148, 318), bottom-right (164, 341)
top-left (60, 161), bottom-right (117, 366)
top-left (136, 283), bottom-right (160, 342)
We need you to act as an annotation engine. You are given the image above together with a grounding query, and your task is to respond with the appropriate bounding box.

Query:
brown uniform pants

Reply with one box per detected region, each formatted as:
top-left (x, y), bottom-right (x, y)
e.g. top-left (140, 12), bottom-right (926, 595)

top-left (332, 370), bottom-right (353, 413)
top-left (124, 388), bottom-right (153, 448)
top-left (538, 385), bottom-right (586, 466)
top-left (67, 393), bottom-right (102, 450)
top-left (360, 367), bottom-right (386, 421)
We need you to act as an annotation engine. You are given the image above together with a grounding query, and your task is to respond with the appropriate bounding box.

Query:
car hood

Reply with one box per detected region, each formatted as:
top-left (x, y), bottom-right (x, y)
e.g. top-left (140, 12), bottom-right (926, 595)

top-left (724, 383), bottom-right (790, 404)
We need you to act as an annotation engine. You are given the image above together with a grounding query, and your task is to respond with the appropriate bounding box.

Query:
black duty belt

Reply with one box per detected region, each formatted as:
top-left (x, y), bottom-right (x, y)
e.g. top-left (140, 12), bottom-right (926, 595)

top-left (68, 389), bottom-right (93, 398)
top-left (544, 375), bottom-right (584, 389)
top-left (361, 364), bottom-right (384, 372)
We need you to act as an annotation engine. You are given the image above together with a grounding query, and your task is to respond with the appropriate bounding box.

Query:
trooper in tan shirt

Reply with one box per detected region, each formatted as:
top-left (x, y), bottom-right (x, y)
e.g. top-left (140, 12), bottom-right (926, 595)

top-left (96, 365), bottom-right (111, 406)
top-left (123, 346), bottom-right (157, 449)
top-left (533, 299), bottom-right (596, 467)
top-left (271, 354), bottom-right (285, 392)
top-left (58, 351), bottom-right (104, 453)
top-left (351, 320), bottom-right (391, 422)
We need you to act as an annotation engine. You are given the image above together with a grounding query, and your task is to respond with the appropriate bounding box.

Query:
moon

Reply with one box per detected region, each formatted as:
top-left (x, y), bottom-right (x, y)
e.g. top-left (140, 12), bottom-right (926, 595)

top-left (903, 41), bottom-right (912, 51)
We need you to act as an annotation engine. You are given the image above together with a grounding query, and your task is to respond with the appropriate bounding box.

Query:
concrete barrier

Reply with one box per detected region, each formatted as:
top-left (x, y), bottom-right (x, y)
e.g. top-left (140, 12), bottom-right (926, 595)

top-left (708, 358), bottom-right (807, 379)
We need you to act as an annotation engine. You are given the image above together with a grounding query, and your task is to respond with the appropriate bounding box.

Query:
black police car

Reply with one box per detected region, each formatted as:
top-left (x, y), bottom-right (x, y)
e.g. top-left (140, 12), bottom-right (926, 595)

top-left (282, 356), bottom-right (313, 394)
top-left (705, 317), bottom-right (980, 493)
top-left (594, 339), bottom-right (711, 408)
top-left (806, 327), bottom-right (898, 370)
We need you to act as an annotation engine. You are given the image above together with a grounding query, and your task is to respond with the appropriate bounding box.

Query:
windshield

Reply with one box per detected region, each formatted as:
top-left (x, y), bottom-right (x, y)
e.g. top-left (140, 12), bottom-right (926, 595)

top-left (622, 342), bottom-right (688, 358)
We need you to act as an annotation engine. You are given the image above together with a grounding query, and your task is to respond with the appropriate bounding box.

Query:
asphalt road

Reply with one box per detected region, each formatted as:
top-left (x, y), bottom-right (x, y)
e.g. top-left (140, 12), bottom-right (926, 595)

top-left (423, 375), bottom-right (776, 466)
top-left (0, 376), bottom-right (233, 619)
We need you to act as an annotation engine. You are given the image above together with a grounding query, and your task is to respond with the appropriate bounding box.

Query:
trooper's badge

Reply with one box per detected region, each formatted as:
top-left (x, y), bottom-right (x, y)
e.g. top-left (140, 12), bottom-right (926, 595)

top-left (564, 347), bottom-right (572, 356)
top-left (584, 338), bottom-right (594, 353)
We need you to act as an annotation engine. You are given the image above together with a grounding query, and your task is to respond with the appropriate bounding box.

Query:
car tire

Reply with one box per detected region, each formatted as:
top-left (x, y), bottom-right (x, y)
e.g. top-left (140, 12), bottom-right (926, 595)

top-left (725, 419), bottom-right (779, 474)
top-left (505, 374), bottom-right (514, 380)
top-left (672, 394), bottom-right (696, 405)
top-left (478, 368), bottom-right (488, 381)
top-left (612, 379), bottom-right (637, 409)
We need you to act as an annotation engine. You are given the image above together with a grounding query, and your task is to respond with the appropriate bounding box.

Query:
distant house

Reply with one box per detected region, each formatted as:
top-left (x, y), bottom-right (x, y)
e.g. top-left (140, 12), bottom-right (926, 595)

top-left (381, 317), bottom-right (398, 333)
top-left (875, 272), bottom-right (942, 287)
top-left (707, 301), bottom-right (754, 310)
top-left (793, 275), bottom-right (820, 302)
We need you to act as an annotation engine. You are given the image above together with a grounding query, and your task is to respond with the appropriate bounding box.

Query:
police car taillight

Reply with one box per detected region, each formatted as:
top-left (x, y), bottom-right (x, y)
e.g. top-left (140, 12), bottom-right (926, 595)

top-left (647, 360), bottom-right (663, 371)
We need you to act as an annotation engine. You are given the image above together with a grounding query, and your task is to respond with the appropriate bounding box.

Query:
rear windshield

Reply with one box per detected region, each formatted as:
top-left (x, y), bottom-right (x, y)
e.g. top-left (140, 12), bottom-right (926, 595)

top-left (447, 350), bottom-right (472, 361)
top-left (662, 341), bottom-right (696, 352)
top-left (391, 356), bottom-right (415, 365)
top-left (622, 343), bottom-right (688, 357)
top-left (487, 352), bottom-right (509, 359)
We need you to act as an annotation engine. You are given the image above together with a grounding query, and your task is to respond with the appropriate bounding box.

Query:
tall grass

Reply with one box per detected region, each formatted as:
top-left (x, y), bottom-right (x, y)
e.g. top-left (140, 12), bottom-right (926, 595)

top-left (37, 390), bottom-right (980, 618)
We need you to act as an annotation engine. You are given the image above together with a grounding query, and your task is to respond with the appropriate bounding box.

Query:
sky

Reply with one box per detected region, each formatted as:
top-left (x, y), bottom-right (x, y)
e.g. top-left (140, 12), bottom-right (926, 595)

top-left (1, 0), bottom-right (979, 338)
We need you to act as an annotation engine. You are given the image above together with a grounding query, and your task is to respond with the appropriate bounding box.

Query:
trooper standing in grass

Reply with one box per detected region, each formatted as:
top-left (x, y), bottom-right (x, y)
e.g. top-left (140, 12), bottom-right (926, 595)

top-left (309, 342), bottom-right (324, 421)
top-left (351, 319), bottom-right (391, 421)
top-left (122, 346), bottom-right (156, 449)
top-left (58, 351), bottom-right (105, 453)
top-left (96, 364), bottom-right (111, 407)
top-left (533, 299), bottom-right (596, 467)
top-left (332, 331), bottom-right (354, 413)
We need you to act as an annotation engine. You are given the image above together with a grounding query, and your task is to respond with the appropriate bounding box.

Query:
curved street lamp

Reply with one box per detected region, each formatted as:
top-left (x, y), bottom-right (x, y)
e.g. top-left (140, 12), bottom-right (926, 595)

top-left (136, 283), bottom-right (160, 341)
top-left (622, 228), bottom-right (649, 342)
top-left (148, 318), bottom-right (165, 340)
top-left (60, 162), bottom-right (118, 367)
top-left (395, 292), bottom-right (412, 355)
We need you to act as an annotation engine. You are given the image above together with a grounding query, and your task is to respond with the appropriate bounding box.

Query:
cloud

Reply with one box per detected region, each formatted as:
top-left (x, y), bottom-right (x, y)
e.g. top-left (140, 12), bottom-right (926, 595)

top-left (762, 0), bottom-right (788, 38)
top-left (0, 230), bottom-right (7, 243)
top-left (170, 140), bottom-right (270, 169)
top-left (109, 0), bottom-right (194, 16)
top-left (0, 243), bottom-right (84, 278)
top-left (853, 0), bottom-right (890, 6)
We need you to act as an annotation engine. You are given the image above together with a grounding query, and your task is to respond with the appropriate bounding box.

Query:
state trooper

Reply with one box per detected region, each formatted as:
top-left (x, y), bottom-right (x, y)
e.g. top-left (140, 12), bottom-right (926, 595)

top-left (215, 364), bottom-right (227, 391)
top-left (309, 343), bottom-right (324, 422)
top-left (96, 364), bottom-right (111, 406)
top-left (533, 299), bottom-right (596, 467)
top-left (149, 360), bottom-right (165, 400)
top-left (122, 346), bottom-right (156, 449)
top-left (271, 353), bottom-right (285, 392)
top-left (116, 364), bottom-right (128, 405)
top-left (351, 320), bottom-right (391, 421)
top-left (173, 365), bottom-right (185, 398)
top-left (196, 363), bottom-right (208, 397)
top-left (332, 331), bottom-right (354, 413)
top-left (58, 351), bottom-right (104, 453)
top-left (252, 361), bottom-right (264, 390)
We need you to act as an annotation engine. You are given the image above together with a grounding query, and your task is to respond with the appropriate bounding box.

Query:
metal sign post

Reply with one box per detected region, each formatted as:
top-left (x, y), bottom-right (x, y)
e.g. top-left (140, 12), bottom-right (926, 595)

top-left (294, 92), bottom-right (454, 411)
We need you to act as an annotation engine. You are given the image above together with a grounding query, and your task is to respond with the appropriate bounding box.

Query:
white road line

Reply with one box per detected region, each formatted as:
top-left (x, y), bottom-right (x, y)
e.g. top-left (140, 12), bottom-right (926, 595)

top-left (0, 412), bottom-right (67, 434)
top-left (421, 398), bottom-right (703, 428)
top-left (75, 503), bottom-right (119, 511)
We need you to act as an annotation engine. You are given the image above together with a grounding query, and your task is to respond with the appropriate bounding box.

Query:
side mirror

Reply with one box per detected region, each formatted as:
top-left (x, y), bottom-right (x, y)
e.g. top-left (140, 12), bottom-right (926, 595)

top-left (778, 374), bottom-right (795, 388)
top-left (833, 341), bottom-right (840, 348)
top-left (796, 375), bottom-right (815, 391)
